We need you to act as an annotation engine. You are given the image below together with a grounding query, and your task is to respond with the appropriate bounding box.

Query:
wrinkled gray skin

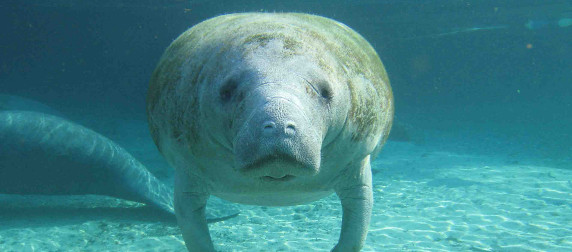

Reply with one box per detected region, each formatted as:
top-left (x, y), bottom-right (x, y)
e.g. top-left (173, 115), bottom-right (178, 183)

top-left (0, 111), bottom-right (175, 214)
top-left (147, 13), bottom-right (393, 251)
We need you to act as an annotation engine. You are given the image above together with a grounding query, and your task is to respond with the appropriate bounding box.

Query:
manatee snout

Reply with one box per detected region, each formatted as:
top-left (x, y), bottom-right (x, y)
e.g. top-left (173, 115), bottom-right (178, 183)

top-left (234, 90), bottom-right (321, 180)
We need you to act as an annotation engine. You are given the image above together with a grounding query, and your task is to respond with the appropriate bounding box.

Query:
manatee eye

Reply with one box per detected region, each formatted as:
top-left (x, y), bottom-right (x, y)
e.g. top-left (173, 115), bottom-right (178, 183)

top-left (304, 78), bottom-right (333, 102)
top-left (318, 83), bottom-right (333, 100)
top-left (312, 81), bottom-right (333, 102)
top-left (220, 79), bottom-right (238, 103)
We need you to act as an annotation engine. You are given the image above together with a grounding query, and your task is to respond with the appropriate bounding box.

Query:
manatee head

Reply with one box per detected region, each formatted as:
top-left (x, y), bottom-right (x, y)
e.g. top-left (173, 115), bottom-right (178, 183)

top-left (147, 13), bottom-right (392, 184)
top-left (189, 19), bottom-right (360, 182)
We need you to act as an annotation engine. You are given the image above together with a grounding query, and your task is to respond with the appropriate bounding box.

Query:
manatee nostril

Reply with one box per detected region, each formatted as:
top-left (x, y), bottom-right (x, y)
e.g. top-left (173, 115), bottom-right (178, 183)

top-left (263, 121), bottom-right (276, 129)
top-left (262, 121), bottom-right (276, 136)
top-left (284, 121), bottom-right (296, 136)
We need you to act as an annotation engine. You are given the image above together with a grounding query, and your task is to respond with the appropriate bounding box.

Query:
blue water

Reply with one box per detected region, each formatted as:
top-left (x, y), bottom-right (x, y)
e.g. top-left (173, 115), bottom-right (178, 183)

top-left (1, 0), bottom-right (571, 251)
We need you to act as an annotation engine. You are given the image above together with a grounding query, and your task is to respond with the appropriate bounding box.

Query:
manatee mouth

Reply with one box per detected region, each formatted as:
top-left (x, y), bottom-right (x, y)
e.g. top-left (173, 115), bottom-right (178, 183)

top-left (238, 154), bottom-right (315, 180)
top-left (261, 175), bottom-right (296, 182)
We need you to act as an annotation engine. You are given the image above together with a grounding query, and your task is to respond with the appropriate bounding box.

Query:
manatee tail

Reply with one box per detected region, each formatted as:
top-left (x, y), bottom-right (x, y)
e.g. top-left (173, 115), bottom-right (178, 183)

top-left (0, 111), bottom-right (174, 214)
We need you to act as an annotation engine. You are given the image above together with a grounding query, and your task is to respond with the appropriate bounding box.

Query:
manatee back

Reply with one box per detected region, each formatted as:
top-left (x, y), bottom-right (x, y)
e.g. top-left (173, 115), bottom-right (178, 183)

top-left (0, 111), bottom-right (175, 214)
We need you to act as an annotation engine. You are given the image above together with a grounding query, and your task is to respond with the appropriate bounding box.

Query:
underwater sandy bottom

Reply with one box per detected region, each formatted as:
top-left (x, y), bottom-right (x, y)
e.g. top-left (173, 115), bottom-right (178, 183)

top-left (0, 117), bottom-right (570, 252)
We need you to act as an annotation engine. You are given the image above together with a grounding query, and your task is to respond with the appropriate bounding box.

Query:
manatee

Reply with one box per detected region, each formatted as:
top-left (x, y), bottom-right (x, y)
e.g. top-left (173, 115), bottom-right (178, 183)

top-left (147, 13), bottom-right (393, 251)
top-left (0, 111), bottom-right (175, 214)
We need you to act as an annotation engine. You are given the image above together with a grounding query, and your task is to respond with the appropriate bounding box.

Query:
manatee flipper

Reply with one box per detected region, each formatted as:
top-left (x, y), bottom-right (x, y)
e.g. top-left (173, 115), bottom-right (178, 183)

top-left (174, 168), bottom-right (215, 251)
top-left (0, 111), bottom-right (174, 214)
top-left (333, 156), bottom-right (373, 252)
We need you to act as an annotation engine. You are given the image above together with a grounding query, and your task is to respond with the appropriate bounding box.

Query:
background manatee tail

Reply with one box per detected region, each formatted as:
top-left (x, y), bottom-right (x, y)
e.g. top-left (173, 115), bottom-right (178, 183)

top-left (0, 111), bottom-right (174, 214)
